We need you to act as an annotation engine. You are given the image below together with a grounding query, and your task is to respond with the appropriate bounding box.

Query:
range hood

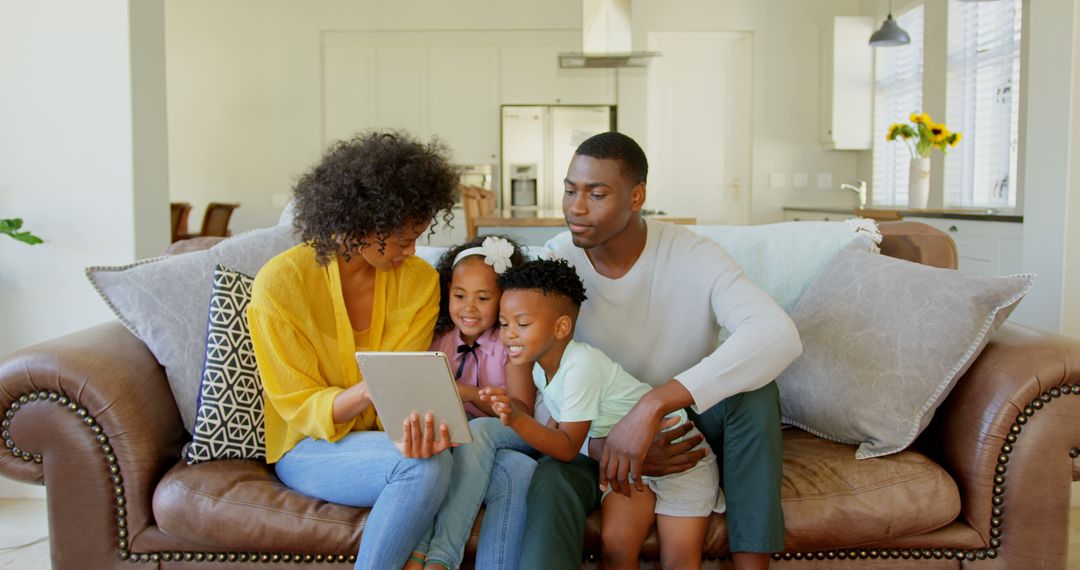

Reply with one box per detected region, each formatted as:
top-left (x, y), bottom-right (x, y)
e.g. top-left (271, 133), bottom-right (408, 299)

top-left (558, 0), bottom-right (659, 69)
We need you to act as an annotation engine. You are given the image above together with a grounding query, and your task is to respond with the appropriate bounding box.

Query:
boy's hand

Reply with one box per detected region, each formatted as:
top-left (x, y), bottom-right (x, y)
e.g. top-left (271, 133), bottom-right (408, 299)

top-left (480, 387), bottom-right (516, 427)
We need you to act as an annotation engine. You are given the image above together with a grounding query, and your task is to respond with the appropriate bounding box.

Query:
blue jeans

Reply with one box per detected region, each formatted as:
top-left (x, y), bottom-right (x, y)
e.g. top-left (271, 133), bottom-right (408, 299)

top-left (274, 431), bottom-right (453, 570)
top-left (418, 417), bottom-right (536, 570)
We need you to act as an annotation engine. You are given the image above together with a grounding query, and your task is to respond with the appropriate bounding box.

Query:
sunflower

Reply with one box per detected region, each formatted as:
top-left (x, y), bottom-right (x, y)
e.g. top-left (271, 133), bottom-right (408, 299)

top-left (928, 123), bottom-right (950, 144)
top-left (910, 112), bottom-right (933, 125)
top-left (948, 132), bottom-right (962, 147)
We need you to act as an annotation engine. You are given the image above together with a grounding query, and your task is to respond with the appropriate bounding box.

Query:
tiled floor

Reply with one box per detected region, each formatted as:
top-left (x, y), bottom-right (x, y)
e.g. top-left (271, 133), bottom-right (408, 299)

top-left (0, 499), bottom-right (49, 570)
top-left (2, 498), bottom-right (1080, 568)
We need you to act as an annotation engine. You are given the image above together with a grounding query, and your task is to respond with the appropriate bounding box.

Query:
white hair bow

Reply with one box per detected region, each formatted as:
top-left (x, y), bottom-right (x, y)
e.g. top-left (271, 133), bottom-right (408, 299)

top-left (452, 236), bottom-right (515, 274)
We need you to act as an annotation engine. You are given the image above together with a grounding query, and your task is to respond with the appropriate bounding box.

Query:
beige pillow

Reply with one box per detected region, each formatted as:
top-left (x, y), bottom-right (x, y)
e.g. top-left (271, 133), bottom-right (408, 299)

top-left (776, 249), bottom-right (1035, 459)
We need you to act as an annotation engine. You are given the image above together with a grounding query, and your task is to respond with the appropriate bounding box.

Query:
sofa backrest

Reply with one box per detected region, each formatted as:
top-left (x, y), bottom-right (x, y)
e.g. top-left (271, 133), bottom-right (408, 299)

top-left (878, 221), bottom-right (958, 269)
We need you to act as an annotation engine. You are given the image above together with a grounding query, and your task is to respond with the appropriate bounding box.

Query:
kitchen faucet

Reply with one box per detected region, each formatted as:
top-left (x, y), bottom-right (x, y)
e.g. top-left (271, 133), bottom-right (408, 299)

top-left (840, 179), bottom-right (868, 209)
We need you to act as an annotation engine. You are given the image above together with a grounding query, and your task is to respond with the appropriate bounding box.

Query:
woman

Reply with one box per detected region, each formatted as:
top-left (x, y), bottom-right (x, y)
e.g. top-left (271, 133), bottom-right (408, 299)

top-left (247, 131), bottom-right (460, 569)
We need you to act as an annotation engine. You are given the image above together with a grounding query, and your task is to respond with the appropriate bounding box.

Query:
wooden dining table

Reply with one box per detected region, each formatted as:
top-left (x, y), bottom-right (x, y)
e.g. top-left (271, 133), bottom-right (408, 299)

top-left (473, 209), bottom-right (697, 233)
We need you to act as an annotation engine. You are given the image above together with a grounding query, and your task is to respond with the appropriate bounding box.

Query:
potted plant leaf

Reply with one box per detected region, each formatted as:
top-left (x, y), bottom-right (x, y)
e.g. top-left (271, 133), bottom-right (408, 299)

top-left (1, 218), bottom-right (43, 245)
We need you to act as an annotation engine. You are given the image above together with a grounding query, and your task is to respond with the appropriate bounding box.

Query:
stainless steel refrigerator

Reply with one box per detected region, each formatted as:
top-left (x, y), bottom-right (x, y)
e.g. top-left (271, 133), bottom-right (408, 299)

top-left (500, 105), bottom-right (615, 218)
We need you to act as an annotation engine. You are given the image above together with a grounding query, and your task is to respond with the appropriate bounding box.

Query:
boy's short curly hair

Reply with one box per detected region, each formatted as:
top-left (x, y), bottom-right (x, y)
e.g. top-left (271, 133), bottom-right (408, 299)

top-left (497, 259), bottom-right (588, 308)
top-left (292, 131), bottom-right (459, 265)
top-left (433, 234), bottom-right (527, 335)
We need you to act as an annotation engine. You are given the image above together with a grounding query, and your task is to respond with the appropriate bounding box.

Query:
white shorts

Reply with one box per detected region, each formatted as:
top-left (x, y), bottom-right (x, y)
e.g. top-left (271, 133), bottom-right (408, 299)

top-left (601, 427), bottom-right (724, 517)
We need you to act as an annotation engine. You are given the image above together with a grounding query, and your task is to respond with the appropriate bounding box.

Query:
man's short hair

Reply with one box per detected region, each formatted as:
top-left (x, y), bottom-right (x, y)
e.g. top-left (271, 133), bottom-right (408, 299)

top-left (574, 131), bottom-right (648, 185)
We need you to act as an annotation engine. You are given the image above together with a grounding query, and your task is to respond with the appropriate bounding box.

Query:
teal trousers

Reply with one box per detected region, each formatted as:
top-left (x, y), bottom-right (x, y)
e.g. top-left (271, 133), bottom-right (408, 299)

top-left (518, 381), bottom-right (785, 570)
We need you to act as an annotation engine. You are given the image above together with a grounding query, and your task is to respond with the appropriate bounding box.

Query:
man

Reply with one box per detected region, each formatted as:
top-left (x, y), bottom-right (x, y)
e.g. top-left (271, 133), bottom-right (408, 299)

top-left (518, 132), bottom-right (802, 570)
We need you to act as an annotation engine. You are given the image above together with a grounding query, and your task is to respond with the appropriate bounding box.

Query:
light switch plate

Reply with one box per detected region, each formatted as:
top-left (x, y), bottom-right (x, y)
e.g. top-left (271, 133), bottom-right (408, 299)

top-left (793, 173), bottom-right (808, 188)
top-left (816, 173), bottom-right (833, 189)
top-left (770, 173), bottom-right (786, 189)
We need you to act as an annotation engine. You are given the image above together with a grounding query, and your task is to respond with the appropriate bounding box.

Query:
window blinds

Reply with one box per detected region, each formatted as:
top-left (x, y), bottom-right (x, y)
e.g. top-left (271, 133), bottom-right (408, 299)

top-left (945, 0), bottom-right (1021, 209)
top-left (872, 6), bottom-right (925, 207)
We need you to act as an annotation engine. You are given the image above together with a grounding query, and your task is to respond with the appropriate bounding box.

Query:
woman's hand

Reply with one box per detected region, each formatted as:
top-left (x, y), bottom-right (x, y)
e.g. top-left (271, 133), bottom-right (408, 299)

top-left (395, 411), bottom-right (453, 458)
top-left (332, 381), bottom-right (373, 424)
top-left (480, 387), bottom-right (517, 427)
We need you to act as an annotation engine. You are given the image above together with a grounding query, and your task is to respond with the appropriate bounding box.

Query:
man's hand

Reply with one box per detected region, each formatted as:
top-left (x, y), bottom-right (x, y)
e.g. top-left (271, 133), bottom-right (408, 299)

top-left (640, 418), bottom-right (707, 477)
top-left (599, 380), bottom-right (699, 496)
top-left (395, 411), bottom-right (453, 458)
top-left (599, 401), bottom-right (664, 497)
top-left (480, 387), bottom-right (518, 427)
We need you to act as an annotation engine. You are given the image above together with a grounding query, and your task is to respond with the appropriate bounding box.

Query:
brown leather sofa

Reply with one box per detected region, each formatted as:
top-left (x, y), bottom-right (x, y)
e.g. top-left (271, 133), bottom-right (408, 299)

top-left (2, 221), bottom-right (1079, 569)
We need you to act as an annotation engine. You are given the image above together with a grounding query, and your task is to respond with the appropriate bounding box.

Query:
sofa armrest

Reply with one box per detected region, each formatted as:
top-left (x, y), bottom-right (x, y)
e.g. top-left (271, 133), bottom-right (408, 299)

top-left (0, 321), bottom-right (187, 567)
top-left (919, 322), bottom-right (1080, 567)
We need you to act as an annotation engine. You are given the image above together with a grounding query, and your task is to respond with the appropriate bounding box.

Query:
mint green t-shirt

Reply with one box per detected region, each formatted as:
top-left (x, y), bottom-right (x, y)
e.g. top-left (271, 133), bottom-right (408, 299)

top-left (533, 340), bottom-right (689, 438)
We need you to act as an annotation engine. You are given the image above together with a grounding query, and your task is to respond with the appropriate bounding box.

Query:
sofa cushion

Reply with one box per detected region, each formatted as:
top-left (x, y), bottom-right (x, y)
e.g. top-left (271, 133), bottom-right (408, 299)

top-left (153, 429), bottom-right (959, 557)
top-left (777, 249), bottom-right (1035, 459)
top-left (185, 266), bottom-right (266, 463)
top-left (153, 460), bottom-right (365, 553)
top-left (86, 225), bottom-right (300, 431)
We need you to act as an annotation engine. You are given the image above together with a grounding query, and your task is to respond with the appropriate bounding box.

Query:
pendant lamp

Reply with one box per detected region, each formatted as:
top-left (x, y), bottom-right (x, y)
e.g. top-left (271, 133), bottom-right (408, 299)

top-left (869, 1), bottom-right (911, 47)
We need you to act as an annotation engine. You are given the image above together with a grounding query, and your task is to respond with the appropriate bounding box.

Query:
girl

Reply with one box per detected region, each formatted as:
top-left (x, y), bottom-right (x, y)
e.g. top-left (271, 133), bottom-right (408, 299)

top-left (410, 235), bottom-right (538, 570)
top-left (248, 131), bottom-right (459, 570)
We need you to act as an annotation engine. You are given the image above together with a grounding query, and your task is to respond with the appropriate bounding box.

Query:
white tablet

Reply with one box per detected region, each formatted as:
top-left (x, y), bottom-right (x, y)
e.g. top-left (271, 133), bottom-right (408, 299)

top-left (355, 351), bottom-right (473, 445)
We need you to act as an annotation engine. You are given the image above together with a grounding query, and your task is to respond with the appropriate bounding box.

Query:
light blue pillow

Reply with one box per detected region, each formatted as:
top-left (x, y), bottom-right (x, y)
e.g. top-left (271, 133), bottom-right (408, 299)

top-left (544, 220), bottom-right (880, 313)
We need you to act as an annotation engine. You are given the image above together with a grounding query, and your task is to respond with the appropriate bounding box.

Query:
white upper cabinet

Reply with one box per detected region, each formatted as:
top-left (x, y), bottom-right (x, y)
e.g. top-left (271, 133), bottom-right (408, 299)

top-left (820, 16), bottom-right (875, 150)
top-left (500, 43), bottom-right (616, 105)
top-left (428, 47), bottom-right (500, 164)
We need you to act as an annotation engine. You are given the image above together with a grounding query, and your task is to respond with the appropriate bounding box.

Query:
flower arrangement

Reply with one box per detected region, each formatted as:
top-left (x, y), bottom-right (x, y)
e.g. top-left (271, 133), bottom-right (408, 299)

top-left (886, 112), bottom-right (961, 159)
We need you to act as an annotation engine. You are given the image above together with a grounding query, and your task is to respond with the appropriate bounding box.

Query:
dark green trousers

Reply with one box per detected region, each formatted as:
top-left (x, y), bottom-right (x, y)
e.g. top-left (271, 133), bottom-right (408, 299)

top-left (518, 381), bottom-right (785, 570)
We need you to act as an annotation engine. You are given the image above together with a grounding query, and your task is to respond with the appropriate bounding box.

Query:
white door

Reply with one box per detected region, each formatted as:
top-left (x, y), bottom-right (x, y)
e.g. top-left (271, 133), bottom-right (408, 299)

top-left (646, 32), bottom-right (753, 225)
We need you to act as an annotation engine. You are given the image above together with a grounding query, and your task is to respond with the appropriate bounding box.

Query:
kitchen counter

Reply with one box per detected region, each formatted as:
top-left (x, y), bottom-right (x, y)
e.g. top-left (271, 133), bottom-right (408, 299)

top-left (783, 206), bottom-right (1023, 223)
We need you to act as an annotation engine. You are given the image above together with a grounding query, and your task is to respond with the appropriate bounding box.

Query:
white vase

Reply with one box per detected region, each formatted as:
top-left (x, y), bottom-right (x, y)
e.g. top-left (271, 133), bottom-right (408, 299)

top-left (908, 157), bottom-right (931, 210)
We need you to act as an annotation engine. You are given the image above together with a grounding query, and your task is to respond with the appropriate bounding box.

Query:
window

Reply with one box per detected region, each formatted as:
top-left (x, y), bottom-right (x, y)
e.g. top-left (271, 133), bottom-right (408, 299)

top-left (945, 0), bottom-right (1022, 209)
top-left (872, 6), bottom-right (925, 207)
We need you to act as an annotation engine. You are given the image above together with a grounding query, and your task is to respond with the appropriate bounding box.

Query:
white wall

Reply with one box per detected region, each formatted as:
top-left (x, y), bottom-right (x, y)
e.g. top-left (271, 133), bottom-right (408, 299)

top-left (165, 0), bottom-right (864, 231)
top-left (1017, 0), bottom-right (1075, 332)
top-left (0, 0), bottom-right (170, 497)
top-left (1063, 7), bottom-right (1080, 341)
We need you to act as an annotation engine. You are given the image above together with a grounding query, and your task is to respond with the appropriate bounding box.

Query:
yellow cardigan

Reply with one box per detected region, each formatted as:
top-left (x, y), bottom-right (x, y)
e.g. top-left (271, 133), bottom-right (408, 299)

top-left (247, 244), bottom-right (439, 463)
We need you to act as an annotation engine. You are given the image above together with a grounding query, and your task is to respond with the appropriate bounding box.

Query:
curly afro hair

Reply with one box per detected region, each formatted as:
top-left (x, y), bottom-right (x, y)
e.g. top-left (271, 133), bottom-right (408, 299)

top-left (497, 258), bottom-right (588, 308)
top-left (292, 130), bottom-right (459, 265)
top-left (433, 234), bottom-right (528, 335)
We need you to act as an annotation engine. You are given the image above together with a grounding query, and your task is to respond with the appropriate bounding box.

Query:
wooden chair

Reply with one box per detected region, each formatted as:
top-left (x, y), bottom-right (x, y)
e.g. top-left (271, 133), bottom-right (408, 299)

top-left (461, 185), bottom-right (496, 239)
top-left (196, 203), bottom-right (240, 237)
top-left (170, 202), bottom-right (192, 243)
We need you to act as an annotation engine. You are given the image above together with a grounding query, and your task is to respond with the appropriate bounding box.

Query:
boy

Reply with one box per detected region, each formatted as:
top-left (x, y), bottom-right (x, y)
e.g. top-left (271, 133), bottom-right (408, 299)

top-left (482, 259), bottom-right (722, 569)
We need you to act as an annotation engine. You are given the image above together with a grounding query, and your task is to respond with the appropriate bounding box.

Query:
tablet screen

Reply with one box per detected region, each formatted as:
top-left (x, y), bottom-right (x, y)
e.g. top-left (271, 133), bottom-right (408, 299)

top-left (356, 351), bottom-right (473, 445)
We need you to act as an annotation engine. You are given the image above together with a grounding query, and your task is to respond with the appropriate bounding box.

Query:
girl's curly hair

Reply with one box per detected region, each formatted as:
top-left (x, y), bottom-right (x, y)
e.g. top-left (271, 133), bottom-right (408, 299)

top-left (497, 259), bottom-right (588, 308)
top-left (433, 234), bottom-right (527, 335)
top-left (292, 131), bottom-right (459, 265)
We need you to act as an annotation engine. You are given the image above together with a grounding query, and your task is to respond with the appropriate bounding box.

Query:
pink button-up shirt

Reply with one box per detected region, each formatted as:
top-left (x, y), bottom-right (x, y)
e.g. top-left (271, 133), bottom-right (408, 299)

top-left (430, 327), bottom-right (508, 418)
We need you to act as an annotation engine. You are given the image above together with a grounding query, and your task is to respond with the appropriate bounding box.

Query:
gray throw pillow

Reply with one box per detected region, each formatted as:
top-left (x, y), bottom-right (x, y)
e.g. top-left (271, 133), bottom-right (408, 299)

top-left (776, 249), bottom-right (1035, 459)
top-left (86, 225), bottom-right (300, 432)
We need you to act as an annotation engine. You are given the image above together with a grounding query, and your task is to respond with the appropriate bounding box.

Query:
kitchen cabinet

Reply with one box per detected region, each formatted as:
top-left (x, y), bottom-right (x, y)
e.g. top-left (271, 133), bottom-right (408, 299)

top-left (500, 44), bottom-right (616, 105)
top-left (905, 217), bottom-right (1023, 277)
top-left (820, 16), bottom-right (875, 150)
top-left (783, 210), bottom-right (852, 222)
top-left (322, 41), bottom-right (500, 165)
top-left (428, 47), bottom-right (500, 164)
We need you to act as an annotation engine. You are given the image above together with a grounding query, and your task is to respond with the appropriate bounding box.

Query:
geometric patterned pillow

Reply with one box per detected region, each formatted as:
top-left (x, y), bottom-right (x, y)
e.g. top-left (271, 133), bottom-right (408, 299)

top-left (185, 265), bottom-right (266, 463)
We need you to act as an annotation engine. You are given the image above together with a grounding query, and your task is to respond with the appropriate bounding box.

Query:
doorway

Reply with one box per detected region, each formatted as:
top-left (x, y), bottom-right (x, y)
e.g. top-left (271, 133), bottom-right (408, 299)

top-left (646, 31), bottom-right (754, 225)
